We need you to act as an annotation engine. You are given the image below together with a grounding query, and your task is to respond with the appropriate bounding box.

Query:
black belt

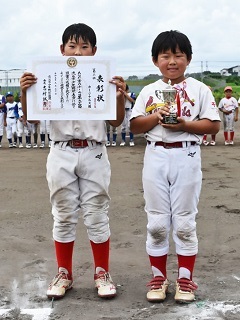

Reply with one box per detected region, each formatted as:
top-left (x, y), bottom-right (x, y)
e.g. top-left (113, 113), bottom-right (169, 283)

top-left (8, 117), bottom-right (15, 119)
top-left (147, 141), bottom-right (196, 149)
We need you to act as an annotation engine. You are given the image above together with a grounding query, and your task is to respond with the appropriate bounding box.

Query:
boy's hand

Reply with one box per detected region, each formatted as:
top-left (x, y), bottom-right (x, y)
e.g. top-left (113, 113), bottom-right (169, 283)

top-left (109, 76), bottom-right (126, 96)
top-left (160, 117), bottom-right (186, 131)
top-left (20, 72), bottom-right (37, 93)
top-left (157, 105), bottom-right (170, 123)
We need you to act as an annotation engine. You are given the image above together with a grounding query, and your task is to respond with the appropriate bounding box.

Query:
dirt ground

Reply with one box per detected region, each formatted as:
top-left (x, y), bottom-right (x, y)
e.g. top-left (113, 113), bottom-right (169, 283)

top-left (1, 122), bottom-right (240, 320)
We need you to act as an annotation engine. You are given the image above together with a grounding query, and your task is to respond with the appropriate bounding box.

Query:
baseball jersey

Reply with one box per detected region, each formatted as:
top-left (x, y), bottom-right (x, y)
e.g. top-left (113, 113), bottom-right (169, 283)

top-left (5, 102), bottom-right (18, 118)
top-left (17, 102), bottom-right (24, 118)
top-left (125, 92), bottom-right (136, 109)
top-left (130, 77), bottom-right (220, 143)
top-left (218, 97), bottom-right (238, 112)
top-left (50, 120), bottom-right (107, 143)
top-left (0, 95), bottom-right (6, 114)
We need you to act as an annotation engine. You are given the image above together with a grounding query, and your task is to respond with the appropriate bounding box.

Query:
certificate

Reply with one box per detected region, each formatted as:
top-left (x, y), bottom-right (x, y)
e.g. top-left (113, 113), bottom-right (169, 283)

top-left (26, 56), bottom-right (116, 120)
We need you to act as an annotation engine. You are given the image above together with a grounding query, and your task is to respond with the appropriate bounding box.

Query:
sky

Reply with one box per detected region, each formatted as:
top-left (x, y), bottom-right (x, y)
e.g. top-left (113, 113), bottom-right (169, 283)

top-left (1, 0), bottom-right (240, 78)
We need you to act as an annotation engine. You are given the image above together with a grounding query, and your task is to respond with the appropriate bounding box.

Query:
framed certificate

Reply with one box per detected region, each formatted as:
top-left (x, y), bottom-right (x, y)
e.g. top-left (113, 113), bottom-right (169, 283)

top-left (27, 56), bottom-right (116, 120)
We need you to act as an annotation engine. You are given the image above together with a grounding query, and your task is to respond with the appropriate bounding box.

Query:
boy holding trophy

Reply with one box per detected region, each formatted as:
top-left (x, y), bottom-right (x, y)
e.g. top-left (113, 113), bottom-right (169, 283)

top-left (130, 30), bottom-right (220, 303)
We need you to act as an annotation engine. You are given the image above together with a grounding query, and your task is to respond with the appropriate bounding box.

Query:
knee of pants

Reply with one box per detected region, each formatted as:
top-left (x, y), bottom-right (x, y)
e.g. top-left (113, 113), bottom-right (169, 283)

top-left (83, 210), bottom-right (110, 243)
top-left (52, 208), bottom-right (79, 242)
top-left (146, 224), bottom-right (170, 256)
top-left (174, 223), bottom-right (198, 255)
top-left (147, 223), bottom-right (169, 246)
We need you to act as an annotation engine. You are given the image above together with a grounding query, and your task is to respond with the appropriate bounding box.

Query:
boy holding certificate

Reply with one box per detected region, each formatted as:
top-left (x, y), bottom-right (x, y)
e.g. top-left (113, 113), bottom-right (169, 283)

top-left (20, 23), bottom-right (126, 300)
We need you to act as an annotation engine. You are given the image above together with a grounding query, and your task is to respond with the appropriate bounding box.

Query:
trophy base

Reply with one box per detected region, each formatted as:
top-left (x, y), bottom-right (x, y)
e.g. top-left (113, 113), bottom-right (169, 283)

top-left (163, 114), bottom-right (178, 124)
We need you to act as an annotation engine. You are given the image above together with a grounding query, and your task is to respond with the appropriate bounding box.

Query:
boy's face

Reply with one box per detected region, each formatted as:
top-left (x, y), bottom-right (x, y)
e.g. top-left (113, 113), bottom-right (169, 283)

top-left (60, 37), bottom-right (97, 57)
top-left (6, 95), bottom-right (14, 103)
top-left (224, 90), bottom-right (232, 98)
top-left (153, 46), bottom-right (191, 84)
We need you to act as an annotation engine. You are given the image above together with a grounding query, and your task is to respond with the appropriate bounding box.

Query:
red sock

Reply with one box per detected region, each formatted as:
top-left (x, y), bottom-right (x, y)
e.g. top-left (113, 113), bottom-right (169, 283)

top-left (149, 254), bottom-right (167, 278)
top-left (211, 134), bottom-right (216, 141)
top-left (54, 240), bottom-right (74, 279)
top-left (230, 131), bottom-right (234, 141)
top-left (177, 254), bottom-right (196, 280)
top-left (203, 134), bottom-right (207, 141)
top-left (224, 131), bottom-right (228, 141)
top-left (90, 238), bottom-right (110, 273)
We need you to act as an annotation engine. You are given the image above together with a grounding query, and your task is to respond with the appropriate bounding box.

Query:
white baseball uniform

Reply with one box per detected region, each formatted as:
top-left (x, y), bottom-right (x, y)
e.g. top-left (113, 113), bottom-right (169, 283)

top-left (16, 101), bottom-right (24, 138)
top-left (121, 92), bottom-right (135, 134)
top-left (131, 77), bottom-right (221, 257)
top-left (218, 96), bottom-right (238, 131)
top-left (47, 120), bottom-right (111, 243)
top-left (0, 95), bottom-right (6, 137)
top-left (40, 120), bottom-right (50, 135)
top-left (5, 101), bottom-right (18, 139)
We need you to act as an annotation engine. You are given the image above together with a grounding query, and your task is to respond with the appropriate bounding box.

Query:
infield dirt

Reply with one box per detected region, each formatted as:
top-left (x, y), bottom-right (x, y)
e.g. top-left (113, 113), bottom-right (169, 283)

top-left (0, 121), bottom-right (240, 319)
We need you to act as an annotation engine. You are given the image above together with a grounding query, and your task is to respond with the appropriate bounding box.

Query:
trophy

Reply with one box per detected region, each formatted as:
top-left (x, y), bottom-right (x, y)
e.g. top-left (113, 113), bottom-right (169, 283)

top-left (161, 80), bottom-right (179, 124)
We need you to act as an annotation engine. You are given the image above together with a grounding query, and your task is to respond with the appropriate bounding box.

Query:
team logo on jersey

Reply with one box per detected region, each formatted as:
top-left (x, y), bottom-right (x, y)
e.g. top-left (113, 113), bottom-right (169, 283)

top-left (95, 153), bottom-right (103, 159)
top-left (67, 57), bottom-right (78, 68)
top-left (188, 151), bottom-right (196, 157)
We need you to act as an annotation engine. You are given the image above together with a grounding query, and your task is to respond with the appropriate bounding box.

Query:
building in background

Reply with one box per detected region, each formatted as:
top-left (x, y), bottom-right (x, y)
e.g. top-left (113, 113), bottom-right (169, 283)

top-left (220, 65), bottom-right (240, 76)
top-left (0, 69), bottom-right (25, 94)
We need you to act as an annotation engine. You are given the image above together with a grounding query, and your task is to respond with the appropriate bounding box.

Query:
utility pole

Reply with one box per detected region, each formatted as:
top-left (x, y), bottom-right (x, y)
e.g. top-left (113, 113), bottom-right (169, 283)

top-left (201, 61), bottom-right (203, 82)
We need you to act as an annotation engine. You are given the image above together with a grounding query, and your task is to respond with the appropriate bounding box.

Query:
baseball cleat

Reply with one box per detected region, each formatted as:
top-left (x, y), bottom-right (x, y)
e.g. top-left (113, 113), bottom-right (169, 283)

top-left (202, 140), bottom-right (209, 146)
top-left (106, 141), bottom-right (111, 147)
top-left (40, 142), bottom-right (45, 148)
top-left (26, 144), bottom-right (32, 149)
top-left (174, 278), bottom-right (198, 303)
top-left (47, 270), bottom-right (73, 299)
top-left (210, 141), bottom-right (216, 146)
top-left (120, 141), bottom-right (125, 146)
top-left (111, 141), bottom-right (117, 147)
top-left (94, 271), bottom-right (116, 298)
top-left (146, 276), bottom-right (169, 302)
top-left (33, 143), bottom-right (38, 148)
top-left (9, 143), bottom-right (13, 148)
top-left (129, 141), bottom-right (135, 147)
top-left (225, 141), bottom-right (230, 145)
top-left (229, 141), bottom-right (234, 145)
top-left (13, 142), bottom-right (17, 148)
top-left (19, 143), bottom-right (24, 148)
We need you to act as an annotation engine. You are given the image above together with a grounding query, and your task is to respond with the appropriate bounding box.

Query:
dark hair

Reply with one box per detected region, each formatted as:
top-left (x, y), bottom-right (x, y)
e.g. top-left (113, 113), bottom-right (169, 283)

top-left (62, 23), bottom-right (97, 48)
top-left (151, 30), bottom-right (192, 62)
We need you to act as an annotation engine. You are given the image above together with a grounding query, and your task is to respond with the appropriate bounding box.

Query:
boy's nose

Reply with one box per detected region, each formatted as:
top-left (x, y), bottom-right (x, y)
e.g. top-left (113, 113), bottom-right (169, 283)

top-left (75, 48), bottom-right (82, 56)
top-left (169, 56), bottom-right (176, 64)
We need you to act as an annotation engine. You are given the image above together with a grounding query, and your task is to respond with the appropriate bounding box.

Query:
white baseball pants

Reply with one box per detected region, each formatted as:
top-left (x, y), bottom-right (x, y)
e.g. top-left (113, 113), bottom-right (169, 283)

top-left (223, 113), bottom-right (235, 131)
top-left (46, 142), bottom-right (111, 243)
top-left (6, 117), bottom-right (17, 139)
top-left (0, 113), bottom-right (4, 136)
top-left (143, 142), bottom-right (202, 257)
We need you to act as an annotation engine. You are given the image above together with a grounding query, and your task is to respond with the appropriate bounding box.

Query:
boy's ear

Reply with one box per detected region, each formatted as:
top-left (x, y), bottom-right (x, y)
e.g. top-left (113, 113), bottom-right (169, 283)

top-left (187, 57), bottom-right (192, 65)
top-left (92, 46), bottom-right (97, 56)
top-left (152, 56), bottom-right (158, 67)
top-left (60, 44), bottom-right (65, 55)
